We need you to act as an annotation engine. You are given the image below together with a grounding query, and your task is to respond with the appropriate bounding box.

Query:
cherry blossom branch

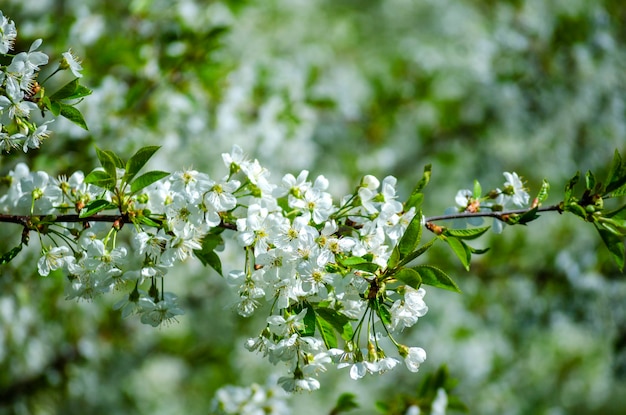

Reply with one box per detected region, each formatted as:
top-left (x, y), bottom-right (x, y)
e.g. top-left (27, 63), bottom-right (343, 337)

top-left (0, 204), bottom-right (563, 231)
top-left (424, 204), bottom-right (562, 223)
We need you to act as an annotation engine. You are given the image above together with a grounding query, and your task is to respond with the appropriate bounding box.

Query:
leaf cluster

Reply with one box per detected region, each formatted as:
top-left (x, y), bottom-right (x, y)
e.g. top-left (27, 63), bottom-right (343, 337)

top-left (42, 78), bottom-right (92, 130)
top-left (561, 150), bottom-right (626, 269)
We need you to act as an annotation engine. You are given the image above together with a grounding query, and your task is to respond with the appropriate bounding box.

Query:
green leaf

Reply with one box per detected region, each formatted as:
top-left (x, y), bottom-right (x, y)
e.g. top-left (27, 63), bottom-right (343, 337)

top-left (536, 179), bottom-right (550, 204)
top-left (509, 207), bottom-right (540, 225)
top-left (315, 313), bottom-right (338, 349)
top-left (137, 215), bottom-right (162, 228)
top-left (398, 237), bottom-right (437, 267)
top-left (43, 96), bottom-right (60, 116)
top-left (414, 265), bottom-right (461, 293)
top-left (95, 147), bottom-right (119, 181)
top-left (0, 244), bottom-right (23, 265)
top-left (609, 185), bottom-right (626, 198)
top-left (194, 249), bottom-right (222, 276)
top-left (124, 146), bottom-right (162, 184)
top-left (130, 171), bottom-right (170, 194)
top-left (473, 179), bottom-right (482, 199)
top-left (338, 256), bottom-right (380, 273)
top-left (605, 149), bottom-right (626, 194)
top-left (194, 234), bottom-right (225, 275)
top-left (444, 237), bottom-right (471, 271)
top-left (387, 245), bottom-right (400, 270)
top-left (330, 393), bottom-right (359, 414)
top-left (65, 84), bottom-right (93, 100)
top-left (564, 172), bottom-right (580, 204)
top-left (398, 209), bottom-right (423, 257)
top-left (315, 307), bottom-right (353, 341)
top-left (377, 301), bottom-right (392, 325)
top-left (84, 169), bottom-right (115, 191)
top-left (595, 224), bottom-right (625, 270)
top-left (59, 103), bottom-right (88, 130)
top-left (598, 217), bottom-right (626, 236)
top-left (50, 78), bottom-right (80, 100)
top-left (79, 199), bottom-right (117, 218)
top-left (350, 262), bottom-right (380, 273)
top-left (605, 204), bottom-right (626, 220)
top-left (585, 170), bottom-right (596, 191)
top-left (405, 164), bottom-right (431, 210)
top-left (301, 304), bottom-right (317, 337)
top-left (338, 256), bottom-right (367, 266)
top-left (393, 267), bottom-right (422, 289)
top-left (443, 226), bottom-right (490, 240)
top-left (565, 202), bottom-right (588, 220)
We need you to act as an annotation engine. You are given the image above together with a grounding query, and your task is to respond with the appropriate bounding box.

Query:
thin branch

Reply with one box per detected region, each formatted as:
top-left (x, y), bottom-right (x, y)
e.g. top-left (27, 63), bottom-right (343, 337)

top-left (424, 204), bottom-right (562, 223)
top-left (0, 205), bottom-right (564, 231)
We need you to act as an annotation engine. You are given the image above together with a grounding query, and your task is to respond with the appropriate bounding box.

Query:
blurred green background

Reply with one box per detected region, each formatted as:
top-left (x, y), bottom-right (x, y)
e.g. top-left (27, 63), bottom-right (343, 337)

top-left (2, 0), bottom-right (626, 413)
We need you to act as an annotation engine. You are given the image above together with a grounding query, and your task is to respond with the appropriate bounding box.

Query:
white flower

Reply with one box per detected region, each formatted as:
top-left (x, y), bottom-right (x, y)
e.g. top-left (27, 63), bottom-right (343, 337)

top-left (277, 375), bottom-right (320, 392)
top-left (23, 120), bottom-right (53, 152)
top-left (501, 172), bottom-right (529, 207)
top-left (266, 309), bottom-right (307, 337)
top-left (401, 346), bottom-right (427, 372)
top-left (8, 39), bottom-right (48, 75)
top-left (61, 49), bottom-right (83, 78)
top-left (38, 246), bottom-right (72, 276)
top-left (431, 388), bottom-right (448, 415)
top-left (139, 292), bottom-right (185, 326)
top-left (454, 189), bottom-right (474, 211)
top-left (203, 176), bottom-right (240, 211)
top-left (0, 12), bottom-right (17, 54)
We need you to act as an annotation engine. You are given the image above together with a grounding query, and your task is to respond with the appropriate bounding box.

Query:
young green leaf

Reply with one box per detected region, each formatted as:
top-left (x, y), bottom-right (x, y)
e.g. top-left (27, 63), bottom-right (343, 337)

top-left (605, 149), bottom-right (626, 194)
top-left (194, 234), bottom-right (225, 275)
top-left (413, 265), bottom-right (461, 293)
top-left (398, 237), bottom-right (437, 267)
top-left (316, 313), bottom-right (338, 349)
top-left (349, 262), bottom-right (381, 274)
top-left (377, 301), bottom-right (392, 325)
top-left (604, 203), bottom-right (626, 220)
top-left (193, 249), bottom-right (223, 276)
top-left (315, 307), bottom-right (354, 341)
top-left (473, 179), bottom-right (482, 199)
top-left (130, 171), bottom-right (170, 194)
top-left (398, 210), bottom-right (423, 257)
top-left (329, 393), bottom-right (359, 414)
top-left (510, 207), bottom-right (540, 225)
top-left (564, 172), bottom-right (580, 204)
top-left (536, 179), bottom-right (550, 204)
top-left (393, 267), bottom-right (422, 289)
top-left (338, 256), bottom-right (372, 269)
top-left (444, 237), bottom-right (471, 271)
top-left (387, 245), bottom-right (400, 270)
top-left (50, 78), bottom-right (80, 100)
top-left (124, 146), bottom-right (162, 184)
top-left (43, 96), bottom-right (60, 116)
top-left (405, 164), bottom-right (431, 210)
top-left (296, 304), bottom-right (316, 337)
top-left (595, 224), bottom-right (625, 270)
top-left (59, 103), bottom-right (88, 130)
top-left (0, 244), bottom-right (23, 265)
top-left (585, 170), bottom-right (596, 191)
top-left (65, 84), bottom-right (93, 100)
top-left (84, 169), bottom-right (115, 191)
top-left (442, 226), bottom-right (490, 240)
top-left (79, 199), bottom-right (117, 218)
top-left (95, 147), bottom-right (119, 181)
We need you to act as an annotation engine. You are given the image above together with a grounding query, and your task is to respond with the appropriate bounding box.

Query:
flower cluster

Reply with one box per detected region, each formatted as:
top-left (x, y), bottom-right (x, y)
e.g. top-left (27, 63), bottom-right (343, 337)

top-left (0, 142), bottom-right (432, 389)
top-left (211, 379), bottom-right (290, 415)
top-left (0, 11), bottom-right (87, 153)
top-left (448, 171), bottom-right (531, 232)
